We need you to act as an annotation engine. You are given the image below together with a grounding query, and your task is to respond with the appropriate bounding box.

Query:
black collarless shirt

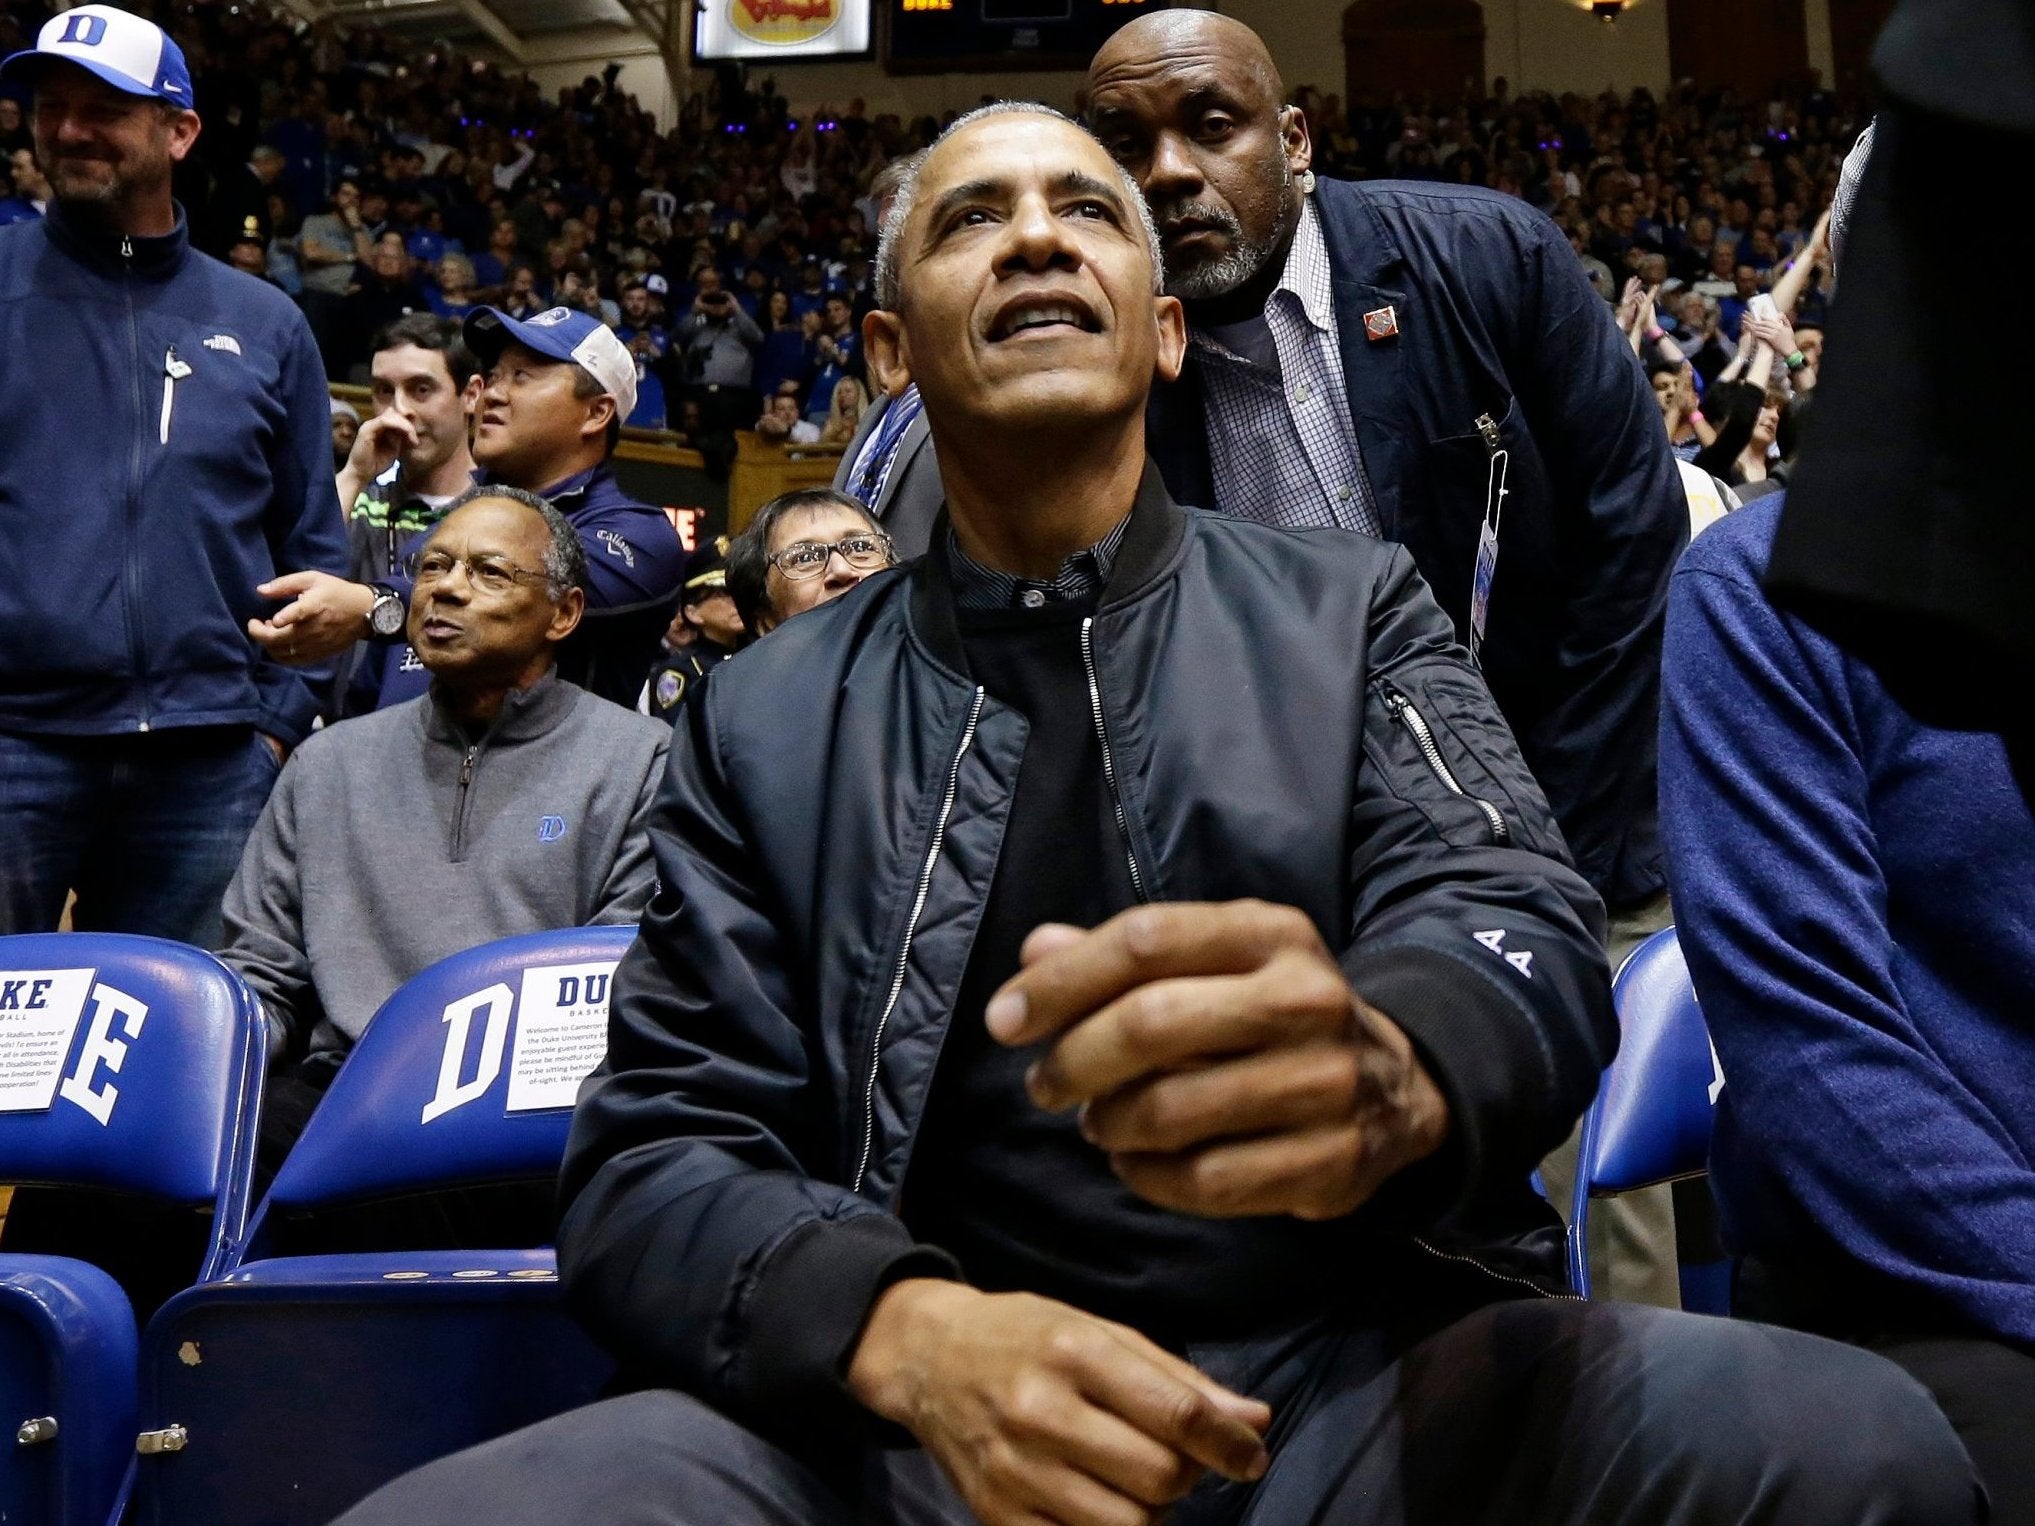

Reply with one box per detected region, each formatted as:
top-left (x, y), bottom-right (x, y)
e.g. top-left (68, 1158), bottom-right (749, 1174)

top-left (902, 536), bottom-right (1362, 1342)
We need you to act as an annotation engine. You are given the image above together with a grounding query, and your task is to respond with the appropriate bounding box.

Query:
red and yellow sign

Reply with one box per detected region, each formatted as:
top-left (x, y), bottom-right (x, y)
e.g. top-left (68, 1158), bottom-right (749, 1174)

top-left (730, 0), bottom-right (840, 46)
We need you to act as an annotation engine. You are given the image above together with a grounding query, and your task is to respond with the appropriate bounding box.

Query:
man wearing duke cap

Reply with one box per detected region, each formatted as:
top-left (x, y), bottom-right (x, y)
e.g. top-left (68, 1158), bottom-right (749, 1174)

top-left (254, 302), bottom-right (688, 710)
top-left (0, 3), bottom-right (345, 944)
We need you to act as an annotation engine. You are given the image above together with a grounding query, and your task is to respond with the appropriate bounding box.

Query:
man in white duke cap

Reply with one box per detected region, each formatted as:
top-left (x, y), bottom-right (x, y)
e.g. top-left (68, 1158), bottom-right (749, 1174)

top-left (253, 302), bottom-right (688, 710)
top-left (0, 4), bottom-right (345, 944)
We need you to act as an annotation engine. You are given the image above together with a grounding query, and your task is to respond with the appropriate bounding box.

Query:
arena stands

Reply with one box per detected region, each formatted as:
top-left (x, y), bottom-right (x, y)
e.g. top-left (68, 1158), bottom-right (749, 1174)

top-left (0, 0), bottom-right (1859, 531)
top-left (9, 0), bottom-right (2028, 1520)
top-left (0, 0), bottom-right (1862, 438)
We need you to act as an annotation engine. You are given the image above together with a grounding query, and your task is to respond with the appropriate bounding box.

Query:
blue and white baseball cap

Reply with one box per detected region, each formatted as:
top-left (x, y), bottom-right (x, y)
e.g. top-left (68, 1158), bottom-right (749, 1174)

top-left (464, 305), bottom-right (638, 424)
top-left (0, 5), bottom-right (194, 106)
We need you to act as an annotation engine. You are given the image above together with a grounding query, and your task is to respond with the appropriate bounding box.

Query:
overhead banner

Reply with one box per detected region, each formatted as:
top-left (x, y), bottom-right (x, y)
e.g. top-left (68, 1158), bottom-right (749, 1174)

top-left (695, 0), bottom-right (873, 60)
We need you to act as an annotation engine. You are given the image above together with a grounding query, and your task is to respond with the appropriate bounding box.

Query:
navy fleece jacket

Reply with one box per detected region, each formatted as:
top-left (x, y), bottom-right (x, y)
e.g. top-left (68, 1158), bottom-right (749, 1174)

top-left (1661, 500), bottom-right (2035, 1348)
top-left (0, 203), bottom-right (346, 746)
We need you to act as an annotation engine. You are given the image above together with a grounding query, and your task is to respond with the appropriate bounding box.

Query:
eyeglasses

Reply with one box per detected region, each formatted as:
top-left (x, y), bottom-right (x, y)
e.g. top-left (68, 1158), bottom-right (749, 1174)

top-left (768, 533), bottom-right (894, 581)
top-left (405, 548), bottom-right (553, 596)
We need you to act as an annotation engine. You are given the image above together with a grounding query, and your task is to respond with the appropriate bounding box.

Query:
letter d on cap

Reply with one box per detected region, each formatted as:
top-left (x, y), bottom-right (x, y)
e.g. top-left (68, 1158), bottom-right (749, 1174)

top-left (58, 13), bottom-right (108, 46)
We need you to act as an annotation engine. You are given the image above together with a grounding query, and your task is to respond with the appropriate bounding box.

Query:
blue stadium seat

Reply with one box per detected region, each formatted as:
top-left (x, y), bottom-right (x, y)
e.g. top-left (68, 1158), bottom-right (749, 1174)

top-left (1566, 927), bottom-right (1731, 1313)
top-left (0, 1257), bottom-right (139, 1526)
top-left (0, 933), bottom-right (267, 1526)
top-left (130, 926), bottom-right (634, 1526)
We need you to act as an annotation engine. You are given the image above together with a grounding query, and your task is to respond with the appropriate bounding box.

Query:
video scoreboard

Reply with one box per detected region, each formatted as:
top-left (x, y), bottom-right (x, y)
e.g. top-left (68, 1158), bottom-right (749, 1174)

top-left (693, 0), bottom-right (1164, 71)
top-left (696, 0), bottom-right (874, 61)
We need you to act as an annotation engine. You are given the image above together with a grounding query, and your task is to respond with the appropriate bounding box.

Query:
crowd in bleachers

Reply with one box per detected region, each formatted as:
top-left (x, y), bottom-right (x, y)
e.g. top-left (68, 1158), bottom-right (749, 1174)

top-left (6, 0), bottom-right (2031, 1519)
top-left (0, 0), bottom-right (1857, 469)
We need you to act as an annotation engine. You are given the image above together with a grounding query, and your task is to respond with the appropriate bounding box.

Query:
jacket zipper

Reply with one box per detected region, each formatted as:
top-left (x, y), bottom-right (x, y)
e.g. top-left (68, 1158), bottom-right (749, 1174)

top-left (1381, 684), bottom-right (1509, 845)
top-left (159, 346), bottom-right (191, 444)
top-left (1079, 618), bottom-right (1148, 903)
top-left (852, 688), bottom-right (985, 1194)
top-left (120, 235), bottom-right (151, 732)
top-left (1411, 1234), bottom-right (1580, 1301)
top-left (451, 745), bottom-right (479, 859)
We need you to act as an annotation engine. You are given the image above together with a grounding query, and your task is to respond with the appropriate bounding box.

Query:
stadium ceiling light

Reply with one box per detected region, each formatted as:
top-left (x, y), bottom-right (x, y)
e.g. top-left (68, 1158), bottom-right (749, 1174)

top-left (1590, 0), bottom-right (1627, 18)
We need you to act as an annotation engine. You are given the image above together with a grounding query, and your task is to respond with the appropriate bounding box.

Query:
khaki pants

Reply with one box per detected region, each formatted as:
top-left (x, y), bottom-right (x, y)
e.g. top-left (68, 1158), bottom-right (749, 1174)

top-left (1539, 890), bottom-right (1680, 1307)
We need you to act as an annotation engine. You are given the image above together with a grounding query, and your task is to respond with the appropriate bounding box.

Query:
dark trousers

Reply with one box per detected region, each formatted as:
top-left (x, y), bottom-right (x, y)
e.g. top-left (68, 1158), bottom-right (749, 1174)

top-left (335, 1299), bottom-right (1982, 1525)
top-left (686, 381), bottom-right (759, 435)
top-left (1739, 1257), bottom-right (2035, 1521)
top-left (1873, 1336), bottom-right (2035, 1525)
top-left (297, 288), bottom-right (354, 379)
top-left (0, 726), bottom-right (280, 948)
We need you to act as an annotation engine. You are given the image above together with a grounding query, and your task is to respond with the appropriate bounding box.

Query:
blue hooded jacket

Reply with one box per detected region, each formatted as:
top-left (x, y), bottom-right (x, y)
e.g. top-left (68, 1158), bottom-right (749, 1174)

top-left (0, 202), bottom-right (347, 746)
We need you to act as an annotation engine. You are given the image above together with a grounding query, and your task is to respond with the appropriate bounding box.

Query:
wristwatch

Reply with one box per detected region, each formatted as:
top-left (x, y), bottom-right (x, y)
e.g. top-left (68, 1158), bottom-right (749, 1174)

top-left (365, 583), bottom-right (406, 638)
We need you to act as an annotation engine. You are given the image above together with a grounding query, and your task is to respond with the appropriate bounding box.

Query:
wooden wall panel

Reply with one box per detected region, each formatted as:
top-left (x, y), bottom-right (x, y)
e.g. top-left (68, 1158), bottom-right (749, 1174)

top-left (1828, 0), bottom-right (1897, 94)
top-left (1669, 0), bottom-right (1810, 94)
top-left (1343, 0), bottom-right (1487, 106)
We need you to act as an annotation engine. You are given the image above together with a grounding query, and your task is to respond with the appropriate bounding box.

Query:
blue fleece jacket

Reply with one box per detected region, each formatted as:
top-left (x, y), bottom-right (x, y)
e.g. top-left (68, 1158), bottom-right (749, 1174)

top-left (1661, 499), bottom-right (2035, 1348)
top-left (0, 203), bottom-right (347, 747)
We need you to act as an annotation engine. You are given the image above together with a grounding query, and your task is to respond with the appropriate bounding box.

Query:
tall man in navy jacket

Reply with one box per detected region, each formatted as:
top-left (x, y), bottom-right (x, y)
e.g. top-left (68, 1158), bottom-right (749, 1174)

top-left (1087, 12), bottom-right (1688, 1305)
top-left (1087, 11), bottom-right (1683, 928)
top-left (0, 6), bottom-right (346, 946)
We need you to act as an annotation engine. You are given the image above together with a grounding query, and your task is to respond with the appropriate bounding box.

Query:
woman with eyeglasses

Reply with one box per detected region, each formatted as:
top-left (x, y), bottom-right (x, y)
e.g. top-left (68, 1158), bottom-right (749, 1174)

top-left (726, 488), bottom-right (897, 646)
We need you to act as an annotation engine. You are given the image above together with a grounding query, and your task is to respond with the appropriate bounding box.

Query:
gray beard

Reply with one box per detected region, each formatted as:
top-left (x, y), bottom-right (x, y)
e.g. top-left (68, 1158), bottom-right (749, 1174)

top-left (1166, 233), bottom-right (1274, 302)
top-left (1160, 161), bottom-right (1300, 302)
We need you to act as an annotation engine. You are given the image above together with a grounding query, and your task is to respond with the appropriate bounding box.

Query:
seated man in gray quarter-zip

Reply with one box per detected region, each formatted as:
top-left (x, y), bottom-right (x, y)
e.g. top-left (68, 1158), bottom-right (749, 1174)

top-left (216, 484), bottom-right (668, 1208)
top-left (336, 105), bottom-right (1979, 1526)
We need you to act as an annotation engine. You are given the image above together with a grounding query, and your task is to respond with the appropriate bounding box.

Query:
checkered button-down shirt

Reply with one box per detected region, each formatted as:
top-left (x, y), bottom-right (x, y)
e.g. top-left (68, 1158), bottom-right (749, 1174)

top-left (1190, 197), bottom-right (1380, 536)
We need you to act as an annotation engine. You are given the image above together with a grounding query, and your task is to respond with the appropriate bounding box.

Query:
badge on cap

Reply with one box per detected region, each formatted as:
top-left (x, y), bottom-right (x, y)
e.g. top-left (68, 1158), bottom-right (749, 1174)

top-left (1363, 306), bottom-right (1399, 342)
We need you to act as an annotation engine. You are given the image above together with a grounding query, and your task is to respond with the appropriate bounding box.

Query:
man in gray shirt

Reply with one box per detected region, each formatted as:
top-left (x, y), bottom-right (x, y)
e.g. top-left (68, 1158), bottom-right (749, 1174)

top-left (676, 266), bottom-right (764, 433)
top-left (219, 484), bottom-right (668, 1171)
top-left (296, 175), bottom-right (371, 374)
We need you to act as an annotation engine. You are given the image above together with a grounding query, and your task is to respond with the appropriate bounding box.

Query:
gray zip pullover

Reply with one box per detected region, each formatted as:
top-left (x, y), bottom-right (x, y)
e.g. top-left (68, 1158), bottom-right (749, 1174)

top-left (219, 671), bottom-right (669, 1062)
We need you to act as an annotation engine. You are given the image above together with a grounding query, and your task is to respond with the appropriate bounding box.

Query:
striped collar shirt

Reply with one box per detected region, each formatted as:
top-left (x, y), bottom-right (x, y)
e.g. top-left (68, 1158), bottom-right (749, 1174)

top-left (945, 514), bottom-right (1129, 612)
top-left (1189, 196), bottom-right (1380, 536)
top-left (847, 383), bottom-right (925, 507)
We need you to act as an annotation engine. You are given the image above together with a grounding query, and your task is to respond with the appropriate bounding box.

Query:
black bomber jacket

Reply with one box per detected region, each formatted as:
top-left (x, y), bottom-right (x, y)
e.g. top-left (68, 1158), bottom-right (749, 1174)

top-left (558, 469), bottom-right (1615, 1440)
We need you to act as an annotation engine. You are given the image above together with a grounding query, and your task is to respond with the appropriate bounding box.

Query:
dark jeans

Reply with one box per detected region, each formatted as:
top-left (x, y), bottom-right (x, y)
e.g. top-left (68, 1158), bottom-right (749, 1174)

top-left (335, 1299), bottom-right (1982, 1525)
top-left (0, 725), bottom-right (280, 948)
top-left (1741, 1255), bottom-right (2035, 1520)
top-left (1871, 1337), bottom-right (2034, 1524)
